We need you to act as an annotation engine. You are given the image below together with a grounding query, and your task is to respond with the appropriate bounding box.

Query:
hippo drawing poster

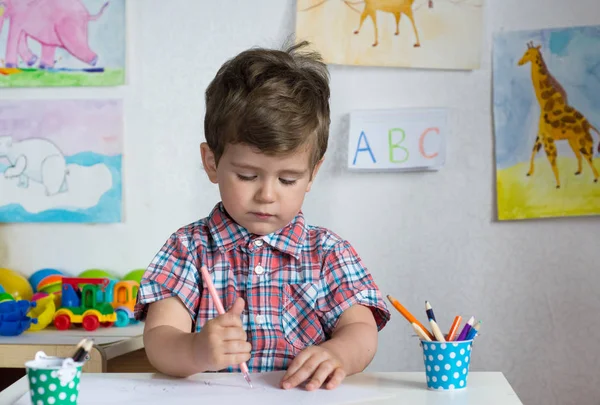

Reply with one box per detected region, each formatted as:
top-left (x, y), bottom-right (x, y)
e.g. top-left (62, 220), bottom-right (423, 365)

top-left (0, 0), bottom-right (125, 87)
top-left (0, 99), bottom-right (122, 222)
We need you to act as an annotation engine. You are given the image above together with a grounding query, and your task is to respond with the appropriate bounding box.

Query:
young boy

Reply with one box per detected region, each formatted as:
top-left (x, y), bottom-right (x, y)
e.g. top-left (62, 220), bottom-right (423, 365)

top-left (134, 41), bottom-right (390, 391)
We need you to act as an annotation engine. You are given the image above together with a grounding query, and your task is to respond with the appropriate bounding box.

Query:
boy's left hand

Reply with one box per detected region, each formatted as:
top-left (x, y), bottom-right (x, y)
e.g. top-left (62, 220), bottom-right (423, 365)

top-left (280, 346), bottom-right (346, 391)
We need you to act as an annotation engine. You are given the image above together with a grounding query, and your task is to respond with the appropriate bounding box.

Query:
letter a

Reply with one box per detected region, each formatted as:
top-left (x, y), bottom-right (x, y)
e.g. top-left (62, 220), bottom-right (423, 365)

top-left (352, 131), bottom-right (376, 165)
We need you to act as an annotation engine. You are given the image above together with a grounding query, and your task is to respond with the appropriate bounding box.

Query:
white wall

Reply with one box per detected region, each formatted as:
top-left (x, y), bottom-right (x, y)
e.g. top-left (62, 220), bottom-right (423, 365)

top-left (1, 1), bottom-right (599, 404)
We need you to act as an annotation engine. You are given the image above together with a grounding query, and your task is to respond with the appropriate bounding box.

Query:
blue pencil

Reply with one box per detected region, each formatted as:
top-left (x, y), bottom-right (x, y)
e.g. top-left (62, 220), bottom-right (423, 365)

top-left (466, 320), bottom-right (481, 340)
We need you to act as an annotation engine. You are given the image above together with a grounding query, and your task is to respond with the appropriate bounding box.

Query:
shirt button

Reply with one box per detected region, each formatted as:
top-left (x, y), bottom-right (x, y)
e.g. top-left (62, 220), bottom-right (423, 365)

top-left (255, 314), bottom-right (266, 325)
top-left (254, 265), bottom-right (265, 275)
top-left (254, 239), bottom-right (264, 247)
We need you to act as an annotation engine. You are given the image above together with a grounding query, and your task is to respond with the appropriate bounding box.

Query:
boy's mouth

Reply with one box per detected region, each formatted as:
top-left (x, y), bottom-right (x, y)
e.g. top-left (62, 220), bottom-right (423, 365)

top-left (252, 212), bottom-right (273, 219)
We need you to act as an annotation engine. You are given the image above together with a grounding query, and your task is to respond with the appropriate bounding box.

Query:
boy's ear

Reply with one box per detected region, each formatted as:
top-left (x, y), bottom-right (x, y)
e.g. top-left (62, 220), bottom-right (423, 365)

top-left (306, 158), bottom-right (324, 192)
top-left (200, 142), bottom-right (218, 184)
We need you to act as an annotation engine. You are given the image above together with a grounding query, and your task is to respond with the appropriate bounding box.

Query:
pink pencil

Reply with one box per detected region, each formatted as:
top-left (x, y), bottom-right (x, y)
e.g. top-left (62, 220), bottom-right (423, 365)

top-left (199, 265), bottom-right (253, 388)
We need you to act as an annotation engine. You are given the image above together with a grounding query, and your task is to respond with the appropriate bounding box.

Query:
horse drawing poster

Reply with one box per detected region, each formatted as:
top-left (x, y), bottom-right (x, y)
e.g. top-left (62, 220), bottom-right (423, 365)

top-left (0, 99), bottom-right (123, 223)
top-left (0, 0), bottom-right (125, 87)
top-left (493, 26), bottom-right (600, 220)
top-left (295, 0), bottom-right (483, 69)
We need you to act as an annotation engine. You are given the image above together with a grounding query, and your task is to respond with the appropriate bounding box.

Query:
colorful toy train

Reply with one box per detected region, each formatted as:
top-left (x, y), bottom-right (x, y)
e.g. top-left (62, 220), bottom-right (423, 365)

top-left (53, 277), bottom-right (139, 331)
top-left (0, 267), bottom-right (145, 335)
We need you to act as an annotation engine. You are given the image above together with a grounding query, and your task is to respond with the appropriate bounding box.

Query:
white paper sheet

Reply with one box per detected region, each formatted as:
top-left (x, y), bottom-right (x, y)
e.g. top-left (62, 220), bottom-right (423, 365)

top-left (15, 371), bottom-right (392, 405)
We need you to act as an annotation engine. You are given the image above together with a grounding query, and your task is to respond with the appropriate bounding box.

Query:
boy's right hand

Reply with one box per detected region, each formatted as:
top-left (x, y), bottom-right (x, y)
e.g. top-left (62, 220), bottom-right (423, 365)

top-left (193, 297), bottom-right (252, 371)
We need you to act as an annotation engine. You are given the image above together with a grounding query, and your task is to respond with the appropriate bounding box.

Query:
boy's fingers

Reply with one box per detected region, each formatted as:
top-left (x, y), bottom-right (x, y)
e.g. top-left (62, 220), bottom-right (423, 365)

top-left (229, 297), bottom-right (245, 316)
top-left (223, 340), bottom-right (252, 355)
top-left (218, 299), bottom-right (245, 327)
top-left (220, 326), bottom-right (248, 342)
top-left (282, 357), bottom-right (320, 390)
top-left (229, 351), bottom-right (251, 364)
top-left (305, 361), bottom-right (336, 391)
top-left (211, 343), bottom-right (252, 370)
top-left (281, 350), bottom-right (311, 384)
top-left (207, 314), bottom-right (238, 328)
top-left (215, 316), bottom-right (242, 328)
top-left (325, 368), bottom-right (346, 390)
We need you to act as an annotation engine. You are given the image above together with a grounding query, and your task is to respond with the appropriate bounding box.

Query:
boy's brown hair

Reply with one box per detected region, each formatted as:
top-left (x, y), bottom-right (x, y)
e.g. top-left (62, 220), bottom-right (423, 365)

top-left (204, 41), bottom-right (330, 171)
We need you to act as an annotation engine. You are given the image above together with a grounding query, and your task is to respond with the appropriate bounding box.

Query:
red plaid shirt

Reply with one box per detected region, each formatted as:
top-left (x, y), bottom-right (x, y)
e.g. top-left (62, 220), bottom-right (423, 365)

top-left (134, 202), bottom-right (390, 372)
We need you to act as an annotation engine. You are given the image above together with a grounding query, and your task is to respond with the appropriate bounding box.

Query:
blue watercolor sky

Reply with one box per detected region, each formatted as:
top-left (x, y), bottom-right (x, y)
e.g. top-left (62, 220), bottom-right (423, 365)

top-left (493, 25), bottom-right (600, 169)
top-left (0, 0), bottom-right (125, 69)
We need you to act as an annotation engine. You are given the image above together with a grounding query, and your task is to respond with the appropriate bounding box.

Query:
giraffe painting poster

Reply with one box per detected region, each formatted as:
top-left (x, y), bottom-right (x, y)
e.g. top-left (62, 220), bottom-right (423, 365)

top-left (295, 0), bottom-right (483, 69)
top-left (0, 99), bottom-right (123, 223)
top-left (0, 0), bottom-right (125, 87)
top-left (493, 26), bottom-right (600, 221)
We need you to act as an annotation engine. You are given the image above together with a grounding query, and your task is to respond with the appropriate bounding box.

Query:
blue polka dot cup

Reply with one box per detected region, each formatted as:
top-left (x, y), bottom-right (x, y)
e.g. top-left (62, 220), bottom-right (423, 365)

top-left (24, 351), bottom-right (83, 404)
top-left (421, 340), bottom-right (473, 391)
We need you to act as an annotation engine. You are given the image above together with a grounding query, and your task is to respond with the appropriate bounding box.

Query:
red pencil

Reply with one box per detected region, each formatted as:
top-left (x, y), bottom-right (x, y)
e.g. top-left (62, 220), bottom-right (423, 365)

top-left (447, 315), bottom-right (462, 341)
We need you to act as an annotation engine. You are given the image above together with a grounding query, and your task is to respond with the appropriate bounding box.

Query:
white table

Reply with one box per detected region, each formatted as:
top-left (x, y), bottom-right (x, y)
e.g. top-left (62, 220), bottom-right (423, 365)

top-left (0, 371), bottom-right (523, 404)
top-left (0, 324), bottom-right (144, 373)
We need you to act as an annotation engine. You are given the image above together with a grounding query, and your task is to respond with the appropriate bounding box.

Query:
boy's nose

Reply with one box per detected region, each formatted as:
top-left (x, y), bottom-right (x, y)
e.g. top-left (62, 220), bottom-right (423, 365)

top-left (255, 181), bottom-right (276, 203)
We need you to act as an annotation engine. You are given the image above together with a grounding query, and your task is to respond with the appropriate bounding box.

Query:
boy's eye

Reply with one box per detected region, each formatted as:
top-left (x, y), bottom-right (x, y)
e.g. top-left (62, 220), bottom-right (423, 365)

top-left (279, 178), bottom-right (297, 186)
top-left (237, 174), bottom-right (256, 181)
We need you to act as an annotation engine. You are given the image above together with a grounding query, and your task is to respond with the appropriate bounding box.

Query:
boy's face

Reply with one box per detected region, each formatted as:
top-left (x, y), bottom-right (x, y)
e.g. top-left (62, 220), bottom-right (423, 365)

top-left (201, 142), bottom-right (322, 235)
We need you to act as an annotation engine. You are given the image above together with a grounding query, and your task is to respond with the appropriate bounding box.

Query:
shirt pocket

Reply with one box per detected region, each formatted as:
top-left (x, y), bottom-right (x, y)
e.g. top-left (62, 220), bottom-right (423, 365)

top-left (281, 283), bottom-right (325, 350)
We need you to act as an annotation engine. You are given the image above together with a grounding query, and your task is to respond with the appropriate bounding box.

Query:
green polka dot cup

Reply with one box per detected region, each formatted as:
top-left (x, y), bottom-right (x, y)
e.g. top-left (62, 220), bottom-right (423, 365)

top-left (24, 351), bottom-right (83, 404)
top-left (420, 340), bottom-right (473, 391)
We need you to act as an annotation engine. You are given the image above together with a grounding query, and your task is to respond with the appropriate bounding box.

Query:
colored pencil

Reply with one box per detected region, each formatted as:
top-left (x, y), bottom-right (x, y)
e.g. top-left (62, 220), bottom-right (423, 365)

top-left (387, 295), bottom-right (434, 340)
top-left (72, 339), bottom-right (94, 363)
top-left (425, 301), bottom-right (445, 342)
top-left (200, 265), bottom-right (253, 388)
top-left (446, 315), bottom-right (462, 341)
top-left (466, 320), bottom-right (481, 340)
top-left (412, 322), bottom-right (432, 342)
top-left (425, 301), bottom-right (437, 322)
top-left (456, 316), bottom-right (475, 341)
top-left (70, 338), bottom-right (87, 360)
top-left (71, 338), bottom-right (92, 363)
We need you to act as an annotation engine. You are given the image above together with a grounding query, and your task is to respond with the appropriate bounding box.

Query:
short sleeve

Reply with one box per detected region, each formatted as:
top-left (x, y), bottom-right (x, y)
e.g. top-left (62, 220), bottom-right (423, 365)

top-left (134, 233), bottom-right (202, 321)
top-left (315, 240), bottom-right (391, 335)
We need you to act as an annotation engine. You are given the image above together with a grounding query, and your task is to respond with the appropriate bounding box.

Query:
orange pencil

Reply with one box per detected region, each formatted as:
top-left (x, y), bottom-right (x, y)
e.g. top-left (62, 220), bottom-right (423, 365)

top-left (446, 315), bottom-right (462, 341)
top-left (386, 295), bottom-right (434, 340)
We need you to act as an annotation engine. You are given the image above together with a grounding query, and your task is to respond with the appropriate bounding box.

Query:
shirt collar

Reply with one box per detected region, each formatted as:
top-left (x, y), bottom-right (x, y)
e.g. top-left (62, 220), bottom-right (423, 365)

top-left (261, 211), bottom-right (306, 259)
top-left (207, 202), bottom-right (306, 258)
